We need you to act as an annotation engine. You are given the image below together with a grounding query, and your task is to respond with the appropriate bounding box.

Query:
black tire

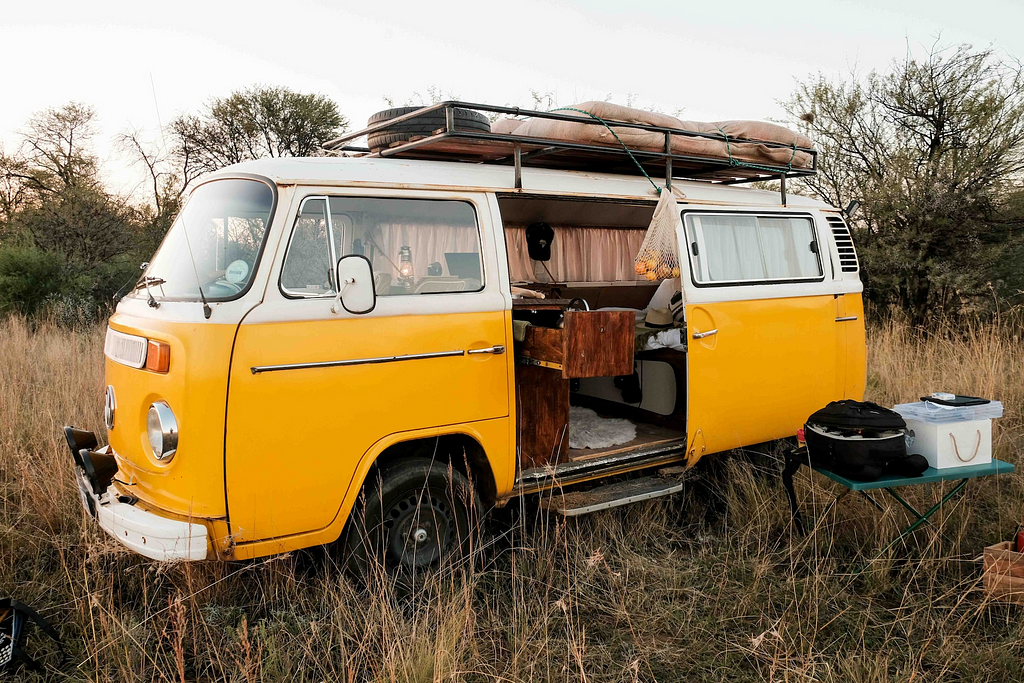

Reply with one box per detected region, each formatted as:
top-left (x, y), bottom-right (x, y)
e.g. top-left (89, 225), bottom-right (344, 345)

top-left (343, 458), bottom-right (482, 588)
top-left (366, 106), bottom-right (490, 152)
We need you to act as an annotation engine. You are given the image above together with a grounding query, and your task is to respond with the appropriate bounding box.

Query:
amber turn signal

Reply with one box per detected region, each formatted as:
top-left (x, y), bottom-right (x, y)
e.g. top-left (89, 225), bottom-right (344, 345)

top-left (145, 340), bottom-right (170, 373)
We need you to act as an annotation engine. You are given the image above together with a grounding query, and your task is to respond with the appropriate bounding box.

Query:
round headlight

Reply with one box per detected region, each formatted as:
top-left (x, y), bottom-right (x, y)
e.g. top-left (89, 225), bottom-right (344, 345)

top-left (147, 402), bottom-right (178, 461)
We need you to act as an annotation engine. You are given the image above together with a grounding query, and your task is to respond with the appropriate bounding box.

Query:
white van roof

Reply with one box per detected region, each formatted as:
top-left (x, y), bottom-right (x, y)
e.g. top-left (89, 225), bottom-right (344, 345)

top-left (212, 156), bottom-right (836, 210)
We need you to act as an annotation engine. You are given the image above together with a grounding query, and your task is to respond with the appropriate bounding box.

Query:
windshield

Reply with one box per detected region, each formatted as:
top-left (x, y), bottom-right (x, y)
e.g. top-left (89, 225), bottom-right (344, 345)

top-left (138, 178), bottom-right (276, 301)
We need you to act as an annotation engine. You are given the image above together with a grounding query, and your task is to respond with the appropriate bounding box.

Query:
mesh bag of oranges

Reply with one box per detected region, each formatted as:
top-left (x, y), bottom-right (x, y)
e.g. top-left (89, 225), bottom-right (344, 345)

top-left (634, 189), bottom-right (681, 281)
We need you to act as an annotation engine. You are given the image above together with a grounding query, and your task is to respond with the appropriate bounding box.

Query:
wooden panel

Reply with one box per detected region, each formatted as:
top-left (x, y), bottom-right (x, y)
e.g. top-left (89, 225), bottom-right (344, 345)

top-left (520, 325), bottom-right (564, 365)
top-left (516, 364), bottom-right (570, 469)
top-left (563, 310), bottom-right (635, 378)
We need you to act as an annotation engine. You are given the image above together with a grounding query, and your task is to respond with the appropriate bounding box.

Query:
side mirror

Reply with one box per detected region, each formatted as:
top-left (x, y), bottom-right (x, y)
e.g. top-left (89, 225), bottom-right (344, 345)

top-left (331, 255), bottom-right (376, 315)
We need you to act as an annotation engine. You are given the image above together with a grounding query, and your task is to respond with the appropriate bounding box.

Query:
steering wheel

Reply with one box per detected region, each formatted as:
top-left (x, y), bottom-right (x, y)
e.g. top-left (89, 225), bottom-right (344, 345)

top-left (210, 279), bottom-right (243, 295)
top-left (566, 297), bottom-right (590, 312)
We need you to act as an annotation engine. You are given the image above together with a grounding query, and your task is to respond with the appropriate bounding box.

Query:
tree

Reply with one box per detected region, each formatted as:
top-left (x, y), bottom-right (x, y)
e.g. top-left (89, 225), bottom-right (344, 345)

top-left (783, 44), bottom-right (1024, 321)
top-left (170, 86), bottom-right (348, 179)
top-left (18, 102), bottom-right (100, 195)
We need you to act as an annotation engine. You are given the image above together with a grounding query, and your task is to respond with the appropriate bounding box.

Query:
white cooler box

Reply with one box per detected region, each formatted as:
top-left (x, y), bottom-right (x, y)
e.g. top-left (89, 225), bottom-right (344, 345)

top-left (893, 400), bottom-right (1002, 469)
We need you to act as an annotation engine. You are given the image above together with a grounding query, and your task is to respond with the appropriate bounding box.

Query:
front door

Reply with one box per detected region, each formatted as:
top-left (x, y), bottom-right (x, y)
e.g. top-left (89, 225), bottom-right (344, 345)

top-left (225, 189), bottom-right (511, 544)
top-left (680, 209), bottom-right (840, 461)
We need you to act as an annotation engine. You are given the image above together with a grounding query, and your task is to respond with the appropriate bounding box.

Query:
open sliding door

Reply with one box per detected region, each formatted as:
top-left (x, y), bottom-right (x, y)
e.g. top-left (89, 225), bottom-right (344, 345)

top-left (679, 209), bottom-right (841, 463)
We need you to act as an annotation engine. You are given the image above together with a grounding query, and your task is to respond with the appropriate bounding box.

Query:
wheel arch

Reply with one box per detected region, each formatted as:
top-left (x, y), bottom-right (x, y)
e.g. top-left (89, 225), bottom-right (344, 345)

top-left (369, 433), bottom-right (497, 507)
top-left (330, 425), bottom-right (500, 545)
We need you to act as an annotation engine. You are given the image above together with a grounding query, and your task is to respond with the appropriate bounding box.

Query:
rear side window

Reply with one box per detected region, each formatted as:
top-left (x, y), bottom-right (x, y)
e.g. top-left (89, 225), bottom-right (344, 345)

top-left (684, 213), bottom-right (822, 285)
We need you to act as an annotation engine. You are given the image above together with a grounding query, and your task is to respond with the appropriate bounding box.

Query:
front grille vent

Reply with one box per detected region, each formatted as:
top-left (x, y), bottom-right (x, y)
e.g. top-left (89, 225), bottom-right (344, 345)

top-left (104, 328), bottom-right (148, 369)
top-left (826, 216), bottom-right (859, 273)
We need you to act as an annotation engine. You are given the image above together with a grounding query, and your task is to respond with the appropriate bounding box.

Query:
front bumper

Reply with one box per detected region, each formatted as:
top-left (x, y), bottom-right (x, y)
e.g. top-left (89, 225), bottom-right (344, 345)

top-left (74, 461), bottom-right (208, 562)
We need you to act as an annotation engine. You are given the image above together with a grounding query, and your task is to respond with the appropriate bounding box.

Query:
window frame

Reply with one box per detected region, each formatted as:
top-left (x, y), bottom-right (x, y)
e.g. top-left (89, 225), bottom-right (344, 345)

top-left (279, 195), bottom-right (338, 299)
top-left (681, 209), bottom-right (825, 288)
top-left (134, 174), bottom-right (279, 303)
top-left (278, 194), bottom-right (485, 300)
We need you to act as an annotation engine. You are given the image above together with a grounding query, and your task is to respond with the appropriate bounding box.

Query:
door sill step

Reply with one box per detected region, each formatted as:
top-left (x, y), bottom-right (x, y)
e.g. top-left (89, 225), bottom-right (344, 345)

top-left (542, 474), bottom-right (685, 517)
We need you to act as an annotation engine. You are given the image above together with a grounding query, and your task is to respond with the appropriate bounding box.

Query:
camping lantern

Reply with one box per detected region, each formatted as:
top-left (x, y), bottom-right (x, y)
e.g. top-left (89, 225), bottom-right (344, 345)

top-left (398, 245), bottom-right (414, 283)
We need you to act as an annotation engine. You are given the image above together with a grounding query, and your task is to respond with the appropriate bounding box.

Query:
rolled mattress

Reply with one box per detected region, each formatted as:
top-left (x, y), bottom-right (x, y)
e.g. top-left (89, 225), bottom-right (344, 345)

top-left (497, 101), bottom-right (814, 170)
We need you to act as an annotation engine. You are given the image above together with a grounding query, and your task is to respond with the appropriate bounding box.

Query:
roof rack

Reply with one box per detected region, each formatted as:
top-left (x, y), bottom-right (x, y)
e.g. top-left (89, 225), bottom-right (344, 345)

top-left (323, 101), bottom-right (816, 204)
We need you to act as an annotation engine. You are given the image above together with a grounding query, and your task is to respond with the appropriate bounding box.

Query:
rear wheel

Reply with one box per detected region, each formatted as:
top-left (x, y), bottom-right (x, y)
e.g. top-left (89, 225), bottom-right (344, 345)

top-left (343, 458), bottom-right (481, 588)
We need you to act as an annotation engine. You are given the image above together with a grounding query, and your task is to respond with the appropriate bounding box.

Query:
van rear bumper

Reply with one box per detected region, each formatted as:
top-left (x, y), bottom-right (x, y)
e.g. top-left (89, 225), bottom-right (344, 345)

top-left (75, 469), bottom-right (209, 561)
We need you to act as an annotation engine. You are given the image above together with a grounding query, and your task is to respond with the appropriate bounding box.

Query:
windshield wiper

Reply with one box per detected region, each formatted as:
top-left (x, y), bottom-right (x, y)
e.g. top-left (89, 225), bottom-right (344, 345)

top-left (134, 275), bottom-right (166, 309)
top-left (176, 214), bottom-right (213, 320)
top-left (133, 275), bottom-right (166, 292)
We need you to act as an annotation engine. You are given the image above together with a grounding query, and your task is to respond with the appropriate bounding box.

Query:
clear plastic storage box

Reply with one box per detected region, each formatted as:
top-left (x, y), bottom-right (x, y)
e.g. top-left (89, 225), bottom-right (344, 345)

top-left (893, 401), bottom-right (1003, 424)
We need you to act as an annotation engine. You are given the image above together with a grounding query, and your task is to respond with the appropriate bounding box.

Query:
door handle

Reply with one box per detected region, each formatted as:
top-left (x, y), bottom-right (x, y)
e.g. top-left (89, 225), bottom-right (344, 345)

top-left (692, 329), bottom-right (718, 340)
top-left (467, 345), bottom-right (505, 355)
top-left (835, 316), bottom-right (858, 322)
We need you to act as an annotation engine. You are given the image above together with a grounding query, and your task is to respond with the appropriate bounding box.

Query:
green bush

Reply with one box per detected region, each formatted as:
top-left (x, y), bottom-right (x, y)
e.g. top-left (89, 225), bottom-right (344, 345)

top-left (0, 244), bottom-right (70, 315)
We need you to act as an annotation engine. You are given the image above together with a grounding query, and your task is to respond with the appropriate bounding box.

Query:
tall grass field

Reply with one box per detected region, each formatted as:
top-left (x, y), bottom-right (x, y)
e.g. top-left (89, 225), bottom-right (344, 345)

top-left (1, 315), bottom-right (1022, 681)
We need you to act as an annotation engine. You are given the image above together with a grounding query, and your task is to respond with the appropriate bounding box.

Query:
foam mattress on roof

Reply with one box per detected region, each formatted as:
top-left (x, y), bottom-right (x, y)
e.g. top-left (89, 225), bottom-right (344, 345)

top-left (498, 101), bottom-right (815, 170)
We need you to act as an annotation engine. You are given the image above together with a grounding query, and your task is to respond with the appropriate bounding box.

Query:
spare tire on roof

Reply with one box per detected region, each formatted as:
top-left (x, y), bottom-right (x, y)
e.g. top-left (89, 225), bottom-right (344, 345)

top-left (366, 106), bottom-right (491, 152)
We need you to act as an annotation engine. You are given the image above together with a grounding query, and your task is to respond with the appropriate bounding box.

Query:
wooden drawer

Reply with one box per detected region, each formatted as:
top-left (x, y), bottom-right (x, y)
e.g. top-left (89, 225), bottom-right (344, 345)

top-left (519, 310), bottom-right (635, 378)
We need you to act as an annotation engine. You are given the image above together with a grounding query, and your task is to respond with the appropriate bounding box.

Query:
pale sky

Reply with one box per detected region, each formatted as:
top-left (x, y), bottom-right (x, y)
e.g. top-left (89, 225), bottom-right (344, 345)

top-left (2, 0), bottom-right (1023, 198)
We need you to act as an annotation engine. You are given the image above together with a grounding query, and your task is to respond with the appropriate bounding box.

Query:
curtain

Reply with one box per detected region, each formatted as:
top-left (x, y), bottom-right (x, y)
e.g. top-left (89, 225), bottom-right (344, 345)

top-left (367, 223), bottom-right (480, 282)
top-left (694, 215), bottom-right (763, 281)
top-left (758, 217), bottom-right (819, 279)
top-left (689, 214), bottom-right (821, 282)
top-left (505, 227), bottom-right (646, 282)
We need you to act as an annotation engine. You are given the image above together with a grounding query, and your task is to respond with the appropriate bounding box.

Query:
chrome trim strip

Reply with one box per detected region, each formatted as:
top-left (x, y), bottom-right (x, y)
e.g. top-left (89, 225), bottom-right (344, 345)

top-left (835, 316), bottom-right (858, 322)
top-left (251, 349), bottom-right (465, 374)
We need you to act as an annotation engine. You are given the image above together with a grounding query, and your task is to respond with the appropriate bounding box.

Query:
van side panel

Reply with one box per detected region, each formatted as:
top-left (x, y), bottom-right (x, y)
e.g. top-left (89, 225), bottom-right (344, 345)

top-left (685, 294), bottom-right (839, 458)
top-left (225, 310), bottom-right (510, 546)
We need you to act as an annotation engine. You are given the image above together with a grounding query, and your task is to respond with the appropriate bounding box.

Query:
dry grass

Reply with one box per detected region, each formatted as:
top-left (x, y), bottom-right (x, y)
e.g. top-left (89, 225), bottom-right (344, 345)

top-left (1, 314), bottom-right (1023, 681)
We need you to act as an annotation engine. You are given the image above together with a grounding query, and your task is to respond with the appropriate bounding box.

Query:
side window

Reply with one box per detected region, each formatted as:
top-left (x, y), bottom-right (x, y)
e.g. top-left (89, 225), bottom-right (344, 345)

top-left (281, 197), bottom-right (335, 297)
top-left (685, 213), bottom-right (822, 284)
top-left (328, 197), bottom-right (482, 296)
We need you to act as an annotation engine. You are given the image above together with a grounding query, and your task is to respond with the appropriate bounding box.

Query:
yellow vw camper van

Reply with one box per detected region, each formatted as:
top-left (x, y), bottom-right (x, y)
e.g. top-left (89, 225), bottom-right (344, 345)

top-left (64, 103), bottom-right (865, 576)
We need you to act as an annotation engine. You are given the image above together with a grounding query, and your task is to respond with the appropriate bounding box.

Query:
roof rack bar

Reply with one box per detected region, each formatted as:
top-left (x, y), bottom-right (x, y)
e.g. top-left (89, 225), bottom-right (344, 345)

top-left (389, 128), bottom-right (804, 175)
top-left (514, 145), bottom-right (522, 189)
top-left (664, 133), bottom-right (672, 190)
top-left (780, 174), bottom-right (787, 206)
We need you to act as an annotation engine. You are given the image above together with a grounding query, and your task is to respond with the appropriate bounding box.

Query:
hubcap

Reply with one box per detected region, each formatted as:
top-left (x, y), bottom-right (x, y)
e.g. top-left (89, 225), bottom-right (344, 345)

top-left (381, 490), bottom-right (457, 570)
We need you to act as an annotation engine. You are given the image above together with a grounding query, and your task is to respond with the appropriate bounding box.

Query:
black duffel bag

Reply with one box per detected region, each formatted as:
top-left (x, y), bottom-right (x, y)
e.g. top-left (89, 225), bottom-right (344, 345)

top-left (804, 400), bottom-right (927, 482)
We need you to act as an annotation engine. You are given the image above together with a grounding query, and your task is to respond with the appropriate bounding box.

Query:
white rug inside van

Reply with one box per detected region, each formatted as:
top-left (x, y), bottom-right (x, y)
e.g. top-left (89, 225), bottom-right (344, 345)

top-left (569, 406), bottom-right (637, 449)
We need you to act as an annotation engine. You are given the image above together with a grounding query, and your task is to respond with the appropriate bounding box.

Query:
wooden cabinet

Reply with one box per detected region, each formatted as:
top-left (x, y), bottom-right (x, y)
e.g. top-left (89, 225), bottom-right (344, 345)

top-left (518, 310), bottom-right (635, 378)
top-left (515, 309), bottom-right (635, 468)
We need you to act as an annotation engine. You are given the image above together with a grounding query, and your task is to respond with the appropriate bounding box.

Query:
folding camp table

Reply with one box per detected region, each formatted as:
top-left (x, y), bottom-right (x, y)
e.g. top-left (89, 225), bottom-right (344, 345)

top-left (782, 449), bottom-right (1015, 551)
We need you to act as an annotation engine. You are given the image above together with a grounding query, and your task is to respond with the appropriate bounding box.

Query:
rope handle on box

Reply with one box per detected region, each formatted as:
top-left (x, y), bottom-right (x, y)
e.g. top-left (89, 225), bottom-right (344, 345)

top-left (950, 429), bottom-right (982, 463)
top-left (717, 126), bottom-right (798, 175)
top-left (550, 107), bottom-right (662, 194)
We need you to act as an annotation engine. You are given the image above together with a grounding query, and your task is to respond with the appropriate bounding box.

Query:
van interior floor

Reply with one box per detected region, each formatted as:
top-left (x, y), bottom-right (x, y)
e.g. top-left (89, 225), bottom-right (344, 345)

top-left (516, 418), bottom-right (689, 493)
top-left (568, 421), bottom-right (687, 462)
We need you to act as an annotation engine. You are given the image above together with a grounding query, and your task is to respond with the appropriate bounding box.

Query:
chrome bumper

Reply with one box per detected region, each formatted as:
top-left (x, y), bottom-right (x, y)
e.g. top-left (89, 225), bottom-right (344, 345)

top-left (75, 469), bottom-right (208, 561)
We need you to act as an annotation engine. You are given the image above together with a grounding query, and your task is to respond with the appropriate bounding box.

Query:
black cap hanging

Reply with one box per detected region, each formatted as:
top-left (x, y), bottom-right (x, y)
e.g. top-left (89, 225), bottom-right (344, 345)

top-left (526, 222), bottom-right (554, 262)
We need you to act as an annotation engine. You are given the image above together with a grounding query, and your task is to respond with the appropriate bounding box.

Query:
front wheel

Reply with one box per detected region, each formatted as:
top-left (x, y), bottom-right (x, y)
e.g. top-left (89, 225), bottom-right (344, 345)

top-left (343, 458), bottom-right (481, 587)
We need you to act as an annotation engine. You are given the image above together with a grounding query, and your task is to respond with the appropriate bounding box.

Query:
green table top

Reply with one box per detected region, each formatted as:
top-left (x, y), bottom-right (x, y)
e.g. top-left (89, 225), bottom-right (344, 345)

top-left (809, 458), bottom-right (1015, 491)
